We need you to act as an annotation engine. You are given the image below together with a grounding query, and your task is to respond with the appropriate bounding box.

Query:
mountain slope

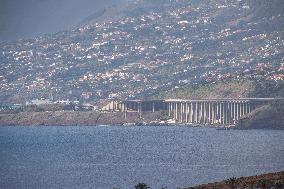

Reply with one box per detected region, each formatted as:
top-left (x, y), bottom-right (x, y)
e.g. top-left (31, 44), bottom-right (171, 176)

top-left (0, 0), bottom-right (283, 104)
top-left (151, 79), bottom-right (284, 100)
top-left (237, 100), bottom-right (284, 129)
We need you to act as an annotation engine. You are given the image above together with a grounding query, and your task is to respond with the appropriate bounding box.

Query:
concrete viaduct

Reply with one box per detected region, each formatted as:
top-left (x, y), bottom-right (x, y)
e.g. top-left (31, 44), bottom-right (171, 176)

top-left (102, 98), bottom-right (280, 125)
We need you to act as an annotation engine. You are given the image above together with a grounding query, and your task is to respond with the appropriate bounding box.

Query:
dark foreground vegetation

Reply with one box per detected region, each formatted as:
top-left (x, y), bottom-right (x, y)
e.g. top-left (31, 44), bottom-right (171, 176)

top-left (184, 171), bottom-right (284, 189)
top-left (114, 171), bottom-right (284, 189)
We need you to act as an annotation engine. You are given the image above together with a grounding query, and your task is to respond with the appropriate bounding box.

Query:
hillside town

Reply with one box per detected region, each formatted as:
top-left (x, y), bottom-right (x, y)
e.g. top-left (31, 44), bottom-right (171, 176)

top-left (0, 0), bottom-right (283, 105)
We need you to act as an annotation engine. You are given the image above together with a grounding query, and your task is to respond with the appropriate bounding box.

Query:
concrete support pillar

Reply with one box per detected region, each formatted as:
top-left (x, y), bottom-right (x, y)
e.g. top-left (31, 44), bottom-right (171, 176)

top-left (208, 103), bottom-right (211, 124)
top-left (178, 103), bottom-right (180, 123)
top-left (196, 102), bottom-right (198, 124)
top-left (227, 102), bottom-right (230, 125)
top-left (232, 103), bottom-right (235, 123)
top-left (216, 103), bottom-right (219, 124)
top-left (230, 102), bottom-right (232, 124)
top-left (180, 103), bottom-right (183, 123)
top-left (184, 103), bottom-right (187, 123)
top-left (171, 103), bottom-right (173, 117)
top-left (218, 103), bottom-right (222, 124)
top-left (199, 102), bottom-right (202, 124)
top-left (138, 102), bottom-right (142, 119)
top-left (237, 103), bottom-right (240, 121)
top-left (121, 102), bottom-right (123, 112)
top-left (234, 102), bottom-right (238, 122)
top-left (170, 102), bottom-right (174, 118)
top-left (175, 103), bottom-right (178, 121)
top-left (195, 102), bottom-right (198, 123)
top-left (248, 103), bottom-right (251, 113)
top-left (185, 103), bottom-right (188, 123)
top-left (204, 102), bottom-right (207, 124)
top-left (241, 102), bottom-right (245, 117)
top-left (238, 102), bottom-right (241, 119)
top-left (190, 102), bottom-right (193, 123)
top-left (201, 102), bottom-right (204, 124)
top-left (221, 102), bottom-right (225, 125)
top-left (224, 102), bottom-right (227, 125)
top-left (124, 102), bottom-right (127, 120)
top-left (173, 103), bottom-right (176, 120)
top-left (240, 102), bottom-right (243, 117)
top-left (225, 102), bottom-right (228, 125)
top-left (206, 102), bottom-right (209, 124)
top-left (172, 103), bottom-right (175, 120)
top-left (210, 102), bottom-right (213, 124)
top-left (198, 102), bottom-right (201, 123)
top-left (178, 103), bottom-right (181, 123)
top-left (186, 102), bottom-right (190, 123)
top-left (213, 103), bottom-right (216, 124)
top-left (195, 102), bottom-right (199, 123)
top-left (168, 103), bottom-right (171, 117)
top-left (203, 102), bottom-right (207, 124)
top-left (220, 102), bottom-right (222, 125)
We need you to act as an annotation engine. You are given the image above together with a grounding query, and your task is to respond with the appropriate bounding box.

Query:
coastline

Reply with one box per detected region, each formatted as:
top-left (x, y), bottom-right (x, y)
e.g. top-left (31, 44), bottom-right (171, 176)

top-left (1, 102), bottom-right (283, 129)
top-left (0, 111), bottom-right (231, 127)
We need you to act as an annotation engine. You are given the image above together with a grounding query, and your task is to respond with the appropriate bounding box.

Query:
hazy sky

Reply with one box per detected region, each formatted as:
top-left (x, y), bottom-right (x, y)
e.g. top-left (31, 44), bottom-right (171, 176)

top-left (0, 0), bottom-right (125, 42)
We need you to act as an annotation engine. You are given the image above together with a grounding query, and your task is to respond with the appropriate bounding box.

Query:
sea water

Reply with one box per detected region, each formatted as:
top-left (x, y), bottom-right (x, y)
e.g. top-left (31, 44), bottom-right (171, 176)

top-left (0, 126), bottom-right (283, 189)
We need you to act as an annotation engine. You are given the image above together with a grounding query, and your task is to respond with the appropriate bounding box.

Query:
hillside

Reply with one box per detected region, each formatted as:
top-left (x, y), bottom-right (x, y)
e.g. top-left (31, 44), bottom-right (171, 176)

top-left (236, 100), bottom-right (284, 129)
top-left (151, 79), bottom-right (284, 99)
top-left (0, 0), bottom-right (283, 104)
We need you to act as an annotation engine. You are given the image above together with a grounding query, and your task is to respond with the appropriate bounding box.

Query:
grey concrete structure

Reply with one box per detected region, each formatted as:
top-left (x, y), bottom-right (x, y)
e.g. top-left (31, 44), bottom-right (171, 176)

top-left (104, 98), bottom-right (281, 125)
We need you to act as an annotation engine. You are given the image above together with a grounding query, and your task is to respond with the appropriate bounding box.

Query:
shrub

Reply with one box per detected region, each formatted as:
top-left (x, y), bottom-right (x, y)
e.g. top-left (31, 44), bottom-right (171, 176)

top-left (225, 177), bottom-right (239, 189)
top-left (135, 183), bottom-right (150, 189)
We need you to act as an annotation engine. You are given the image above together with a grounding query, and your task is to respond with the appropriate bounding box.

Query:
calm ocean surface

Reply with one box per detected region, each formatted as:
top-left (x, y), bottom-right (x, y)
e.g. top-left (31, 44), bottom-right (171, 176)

top-left (0, 126), bottom-right (283, 189)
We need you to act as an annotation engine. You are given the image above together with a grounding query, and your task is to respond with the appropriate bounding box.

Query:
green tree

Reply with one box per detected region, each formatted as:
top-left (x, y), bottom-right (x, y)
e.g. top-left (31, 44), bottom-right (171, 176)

top-left (135, 183), bottom-right (150, 189)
